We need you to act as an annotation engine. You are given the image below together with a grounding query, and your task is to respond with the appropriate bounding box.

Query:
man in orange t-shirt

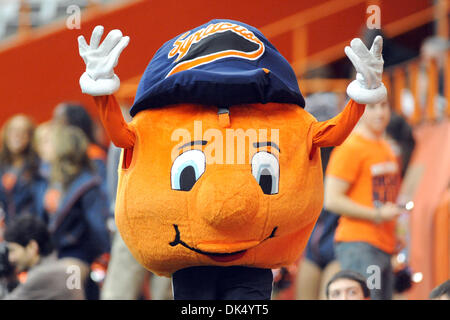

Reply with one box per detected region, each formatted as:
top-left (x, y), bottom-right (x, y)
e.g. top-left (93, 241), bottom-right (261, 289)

top-left (324, 98), bottom-right (401, 300)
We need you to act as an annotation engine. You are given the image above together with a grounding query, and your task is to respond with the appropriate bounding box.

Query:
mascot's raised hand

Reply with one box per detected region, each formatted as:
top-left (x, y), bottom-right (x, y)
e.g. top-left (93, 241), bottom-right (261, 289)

top-left (78, 25), bottom-right (130, 96)
top-left (345, 35), bottom-right (386, 104)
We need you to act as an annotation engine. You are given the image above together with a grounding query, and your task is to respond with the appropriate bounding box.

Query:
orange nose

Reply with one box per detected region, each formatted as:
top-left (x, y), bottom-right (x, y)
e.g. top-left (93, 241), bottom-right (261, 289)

top-left (194, 168), bottom-right (260, 232)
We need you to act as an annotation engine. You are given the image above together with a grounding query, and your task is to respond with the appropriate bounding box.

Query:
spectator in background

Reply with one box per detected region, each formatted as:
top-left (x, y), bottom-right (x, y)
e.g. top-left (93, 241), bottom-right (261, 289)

top-left (324, 97), bottom-right (402, 300)
top-left (385, 111), bottom-right (416, 179)
top-left (326, 270), bottom-right (370, 300)
top-left (43, 124), bottom-right (110, 299)
top-left (0, 115), bottom-right (46, 228)
top-left (2, 214), bottom-right (84, 299)
top-left (33, 121), bottom-right (54, 180)
top-left (52, 102), bottom-right (107, 184)
top-left (429, 280), bottom-right (450, 300)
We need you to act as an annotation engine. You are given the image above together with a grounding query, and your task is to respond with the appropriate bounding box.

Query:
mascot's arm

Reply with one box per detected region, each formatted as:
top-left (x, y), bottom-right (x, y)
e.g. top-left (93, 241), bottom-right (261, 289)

top-left (78, 26), bottom-right (135, 148)
top-left (310, 36), bottom-right (386, 153)
top-left (94, 95), bottom-right (135, 148)
top-left (310, 99), bottom-right (364, 149)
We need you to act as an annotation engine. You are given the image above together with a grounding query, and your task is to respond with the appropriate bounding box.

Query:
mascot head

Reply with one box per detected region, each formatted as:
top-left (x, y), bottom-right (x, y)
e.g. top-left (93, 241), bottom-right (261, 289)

top-left (113, 19), bottom-right (364, 276)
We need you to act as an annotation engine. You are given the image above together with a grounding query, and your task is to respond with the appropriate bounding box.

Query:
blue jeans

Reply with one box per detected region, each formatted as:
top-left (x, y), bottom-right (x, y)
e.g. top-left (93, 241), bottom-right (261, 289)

top-left (335, 242), bottom-right (393, 300)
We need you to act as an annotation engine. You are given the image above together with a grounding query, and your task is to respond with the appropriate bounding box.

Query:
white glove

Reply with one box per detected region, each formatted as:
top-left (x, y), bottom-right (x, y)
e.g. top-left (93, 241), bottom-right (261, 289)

top-left (345, 36), bottom-right (387, 104)
top-left (78, 26), bottom-right (130, 96)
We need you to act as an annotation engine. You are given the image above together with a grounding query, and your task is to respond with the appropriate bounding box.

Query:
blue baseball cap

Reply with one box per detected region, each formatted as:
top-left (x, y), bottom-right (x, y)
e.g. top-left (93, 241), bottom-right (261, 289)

top-left (130, 19), bottom-right (305, 117)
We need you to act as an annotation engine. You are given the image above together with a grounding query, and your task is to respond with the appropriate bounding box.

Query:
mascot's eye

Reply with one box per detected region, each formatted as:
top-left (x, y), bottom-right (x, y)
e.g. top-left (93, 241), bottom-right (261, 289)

top-left (251, 152), bottom-right (279, 195)
top-left (171, 150), bottom-right (206, 191)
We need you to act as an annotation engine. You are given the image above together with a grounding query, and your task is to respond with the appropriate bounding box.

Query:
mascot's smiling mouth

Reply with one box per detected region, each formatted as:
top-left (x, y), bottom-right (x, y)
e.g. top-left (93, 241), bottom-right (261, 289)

top-left (169, 224), bottom-right (277, 262)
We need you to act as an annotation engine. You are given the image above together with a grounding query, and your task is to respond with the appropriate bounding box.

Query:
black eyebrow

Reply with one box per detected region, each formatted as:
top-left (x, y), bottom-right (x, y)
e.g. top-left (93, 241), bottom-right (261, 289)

top-left (178, 140), bottom-right (208, 150)
top-left (253, 141), bottom-right (280, 152)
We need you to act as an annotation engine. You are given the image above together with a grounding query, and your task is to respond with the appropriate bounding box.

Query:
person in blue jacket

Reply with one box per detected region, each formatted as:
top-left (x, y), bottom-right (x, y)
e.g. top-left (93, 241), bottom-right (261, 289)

top-left (0, 114), bottom-right (46, 227)
top-left (42, 124), bottom-right (110, 299)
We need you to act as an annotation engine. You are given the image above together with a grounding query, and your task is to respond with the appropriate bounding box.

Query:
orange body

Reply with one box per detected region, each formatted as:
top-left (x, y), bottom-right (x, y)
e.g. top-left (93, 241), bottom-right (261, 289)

top-left (95, 95), bottom-right (364, 277)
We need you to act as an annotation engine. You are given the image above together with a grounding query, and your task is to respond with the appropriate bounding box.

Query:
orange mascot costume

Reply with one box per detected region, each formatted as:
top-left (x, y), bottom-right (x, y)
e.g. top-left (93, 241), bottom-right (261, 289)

top-left (78, 19), bottom-right (386, 299)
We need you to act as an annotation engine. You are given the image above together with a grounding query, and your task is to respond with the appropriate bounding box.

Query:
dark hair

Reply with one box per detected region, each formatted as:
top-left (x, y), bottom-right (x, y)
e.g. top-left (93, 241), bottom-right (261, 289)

top-left (326, 270), bottom-right (371, 298)
top-left (429, 280), bottom-right (450, 299)
top-left (55, 103), bottom-right (95, 143)
top-left (4, 214), bottom-right (53, 257)
top-left (386, 111), bottom-right (416, 177)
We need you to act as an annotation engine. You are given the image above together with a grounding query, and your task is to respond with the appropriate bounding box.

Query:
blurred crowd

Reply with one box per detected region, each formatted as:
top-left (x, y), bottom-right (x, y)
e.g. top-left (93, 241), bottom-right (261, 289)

top-left (0, 103), bottom-right (110, 299)
top-left (0, 99), bottom-right (177, 300)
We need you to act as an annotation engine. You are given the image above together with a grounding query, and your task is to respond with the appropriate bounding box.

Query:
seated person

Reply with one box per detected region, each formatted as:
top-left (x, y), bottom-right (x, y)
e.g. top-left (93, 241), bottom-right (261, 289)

top-left (326, 270), bottom-right (370, 300)
top-left (2, 214), bottom-right (85, 300)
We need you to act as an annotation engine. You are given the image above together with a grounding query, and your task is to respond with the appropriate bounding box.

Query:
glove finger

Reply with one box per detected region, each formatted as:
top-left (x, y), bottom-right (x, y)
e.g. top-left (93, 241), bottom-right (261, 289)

top-left (78, 35), bottom-right (88, 55)
top-left (107, 36), bottom-right (130, 69)
top-left (350, 38), bottom-right (372, 61)
top-left (345, 46), bottom-right (373, 87)
top-left (369, 35), bottom-right (383, 60)
top-left (345, 46), bottom-right (364, 73)
top-left (98, 29), bottom-right (123, 56)
top-left (90, 25), bottom-right (104, 49)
